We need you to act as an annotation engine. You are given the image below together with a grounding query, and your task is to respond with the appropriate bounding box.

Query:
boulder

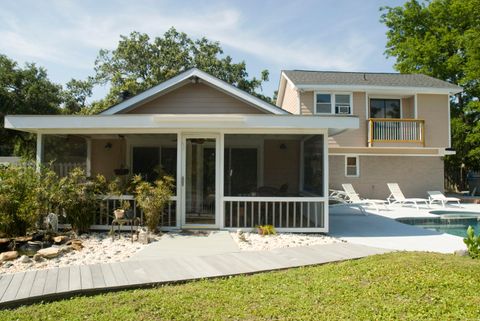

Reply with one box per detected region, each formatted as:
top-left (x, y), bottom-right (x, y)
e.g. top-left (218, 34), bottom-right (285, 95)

top-left (33, 254), bottom-right (43, 262)
top-left (0, 251), bottom-right (18, 262)
top-left (66, 239), bottom-right (83, 251)
top-left (37, 247), bottom-right (61, 259)
top-left (53, 235), bottom-right (69, 244)
top-left (20, 255), bottom-right (31, 263)
top-left (14, 236), bottom-right (32, 243)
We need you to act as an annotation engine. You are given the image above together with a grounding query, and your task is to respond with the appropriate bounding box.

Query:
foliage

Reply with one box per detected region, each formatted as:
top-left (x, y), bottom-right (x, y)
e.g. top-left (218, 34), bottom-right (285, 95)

top-left (464, 225), bottom-right (480, 258)
top-left (133, 175), bottom-right (174, 232)
top-left (381, 0), bottom-right (480, 172)
top-left (257, 224), bottom-right (277, 235)
top-left (0, 163), bottom-right (41, 236)
top-left (57, 168), bottom-right (105, 234)
top-left (3, 252), bottom-right (480, 320)
top-left (62, 78), bottom-right (94, 114)
top-left (0, 54), bottom-right (62, 157)
top-left (85, 27), bottom-right (271, 114)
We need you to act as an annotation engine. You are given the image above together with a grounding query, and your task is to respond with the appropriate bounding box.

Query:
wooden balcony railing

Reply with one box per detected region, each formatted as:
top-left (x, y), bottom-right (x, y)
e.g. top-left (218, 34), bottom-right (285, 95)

top-left (368, 118), bottom-right (425, 146)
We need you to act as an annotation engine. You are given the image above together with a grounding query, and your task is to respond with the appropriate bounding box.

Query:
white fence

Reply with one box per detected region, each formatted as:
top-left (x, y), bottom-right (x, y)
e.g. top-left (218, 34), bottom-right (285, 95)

top-left (50, 162), bottom-right (87, 177)
top-left (223, 197), bottom-right (327, 232)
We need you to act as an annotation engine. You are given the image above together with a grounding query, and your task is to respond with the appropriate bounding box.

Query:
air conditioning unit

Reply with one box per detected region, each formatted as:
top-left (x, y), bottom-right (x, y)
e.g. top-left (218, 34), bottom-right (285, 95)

top-left (337, 105), bottom-right (350, 114)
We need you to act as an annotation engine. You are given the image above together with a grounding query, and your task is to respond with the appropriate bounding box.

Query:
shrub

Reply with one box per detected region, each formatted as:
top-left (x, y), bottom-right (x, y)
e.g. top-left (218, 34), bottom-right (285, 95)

top-left (134, 175), bottom-right (174, 232)
top-left (464, 226), bottom-right (480, 259)
top-left (0, 163), bottom-right (41, 236)
top-left (257, 225), bottom-right (277, 236)
top-left (58, 168), bottom-right (105, 234)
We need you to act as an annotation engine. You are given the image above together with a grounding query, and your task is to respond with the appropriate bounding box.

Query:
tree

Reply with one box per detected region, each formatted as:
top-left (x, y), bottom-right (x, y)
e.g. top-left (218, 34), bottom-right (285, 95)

top-left (62, 78), bottom-right (94, 114)
top-left (0, 54), bottom-right (62, 157)
top-left (381, 0), bottom-right (480, 177)
top-left (86, 27), bottom-right (270, 114)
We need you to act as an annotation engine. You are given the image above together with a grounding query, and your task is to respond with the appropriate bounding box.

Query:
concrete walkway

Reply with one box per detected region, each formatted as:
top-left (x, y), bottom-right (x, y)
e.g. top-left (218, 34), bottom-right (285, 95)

top-left (329, 207), bottom-right (465, 253)
top-left (130, 231), bottom-right (239, 260)
top-left (0, 242), bottom-right (389, 308)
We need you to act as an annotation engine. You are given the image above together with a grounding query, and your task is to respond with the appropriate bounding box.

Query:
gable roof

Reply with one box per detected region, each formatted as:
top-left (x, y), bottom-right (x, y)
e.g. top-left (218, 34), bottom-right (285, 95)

top-left (282, 70), bottom-right (463, 93)
top-left (101, 68), bottom-right (288, 115)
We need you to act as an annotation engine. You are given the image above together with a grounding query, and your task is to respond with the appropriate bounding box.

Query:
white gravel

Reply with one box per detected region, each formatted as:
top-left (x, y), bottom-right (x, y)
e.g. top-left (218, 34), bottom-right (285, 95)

top-left (230, 231), bottom-right (341, 251)
top-left (0, 232), bottom-right (158, 275)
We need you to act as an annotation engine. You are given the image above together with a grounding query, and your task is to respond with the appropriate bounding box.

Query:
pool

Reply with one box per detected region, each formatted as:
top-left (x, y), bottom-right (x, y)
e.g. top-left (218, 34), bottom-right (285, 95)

top-left (397, 212), bottom-right (480, 237)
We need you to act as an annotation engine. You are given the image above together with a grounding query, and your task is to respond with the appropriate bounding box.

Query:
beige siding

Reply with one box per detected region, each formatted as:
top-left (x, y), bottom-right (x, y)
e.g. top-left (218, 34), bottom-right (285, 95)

top-left (299, 91), bottom-right (314, 115)
top-left (417, 94), bottom-right (450, 147)
top-left (280, 84), bottom-right (298, 114)
top-left (127, 83), bottom-right (265, 114)
top-left (329, 155), bottom-right (444, 199)
top-left (91, 139), bottom-right (126, 179)
top-left (263, 140), bottom-right (299, 193)
top-left (329, 92), bottom-right (367, 147)
top-left (402, 96), bottom-right (414, 118)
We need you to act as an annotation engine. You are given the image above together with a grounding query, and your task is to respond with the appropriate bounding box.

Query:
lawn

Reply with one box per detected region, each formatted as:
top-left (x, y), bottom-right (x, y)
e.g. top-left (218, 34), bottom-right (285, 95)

top-left (3, 252), bottom-right (480, 320)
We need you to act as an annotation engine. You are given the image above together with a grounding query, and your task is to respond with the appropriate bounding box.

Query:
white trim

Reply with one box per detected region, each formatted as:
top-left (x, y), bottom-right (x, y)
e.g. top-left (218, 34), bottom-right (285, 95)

top-left (447, 94), bottom-right (451, 147)
top-left (414, 93), bottom-right (418, 119)
top-left (86, 137), bottom-right (92, 176)
top-left (297, 84), bottom-right (462, 95)
top-left (297, 89), bottom-right (301, 115)
top-left (344, 155), bottom-right (360, 177)
top-left (313, 92), bottom-right (353, 115)
top-left (365, 92), bottom-right (369, 119)
top-left (5, 114), bottom-right (358, 137)
top-left (330, 153), bottom-right (442, 157)
top-left (100, 68), bottom-right (288, 115)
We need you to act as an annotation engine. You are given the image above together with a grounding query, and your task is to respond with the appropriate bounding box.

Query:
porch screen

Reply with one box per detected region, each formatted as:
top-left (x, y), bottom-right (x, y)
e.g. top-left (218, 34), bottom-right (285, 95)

top-left (302, 135), bottom-right (324, 196)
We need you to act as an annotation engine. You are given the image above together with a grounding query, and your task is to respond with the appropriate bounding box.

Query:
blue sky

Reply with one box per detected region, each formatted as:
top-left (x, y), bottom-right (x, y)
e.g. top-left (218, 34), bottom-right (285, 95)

top-left (1, 0), bottom-right (406, 100)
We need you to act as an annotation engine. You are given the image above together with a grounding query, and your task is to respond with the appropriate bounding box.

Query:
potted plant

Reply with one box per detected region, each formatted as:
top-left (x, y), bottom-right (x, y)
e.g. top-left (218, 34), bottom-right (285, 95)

top-left (114, 200), bottom-right (130, 220)
top-left (133, 175), bottom-right (174, 232)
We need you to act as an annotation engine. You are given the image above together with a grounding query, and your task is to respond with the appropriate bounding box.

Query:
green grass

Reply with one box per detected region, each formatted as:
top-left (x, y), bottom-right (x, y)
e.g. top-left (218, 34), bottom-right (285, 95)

top-left (3, 252), bottom-right (480, 320)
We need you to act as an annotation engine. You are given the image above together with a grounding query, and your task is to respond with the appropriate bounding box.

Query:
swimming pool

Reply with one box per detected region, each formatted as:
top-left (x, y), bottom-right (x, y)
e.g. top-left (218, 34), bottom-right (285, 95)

top-left (397, 212), bottom-right (480, 237)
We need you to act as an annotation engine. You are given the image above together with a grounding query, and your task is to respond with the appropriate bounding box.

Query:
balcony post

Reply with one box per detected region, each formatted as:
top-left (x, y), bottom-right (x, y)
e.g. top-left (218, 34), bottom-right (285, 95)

top-left (36, 133), bottom-right (43, 172)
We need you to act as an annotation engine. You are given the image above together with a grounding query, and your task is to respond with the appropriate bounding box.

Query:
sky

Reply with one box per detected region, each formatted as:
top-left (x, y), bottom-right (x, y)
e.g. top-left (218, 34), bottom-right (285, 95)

top-left (0, 0), bottom-right (407, 101)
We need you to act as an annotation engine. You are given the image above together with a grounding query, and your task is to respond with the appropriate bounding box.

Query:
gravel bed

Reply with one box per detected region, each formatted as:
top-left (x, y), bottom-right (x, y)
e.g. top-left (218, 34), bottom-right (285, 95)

top-left (230, 231), bottom-right (341, 251)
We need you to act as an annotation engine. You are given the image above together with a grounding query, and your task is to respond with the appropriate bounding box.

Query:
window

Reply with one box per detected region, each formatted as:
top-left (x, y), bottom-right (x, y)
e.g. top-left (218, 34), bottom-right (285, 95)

top-left (132, 146), bottom-right (177, 182)
top-left (315, 93), bottom-right (351, 114)
top-left (370, 99), bottom-right (401, 118)
top-left (345, 156), bottom-right (359, 177)
top-left (302, 135), bottom-right (324, 196)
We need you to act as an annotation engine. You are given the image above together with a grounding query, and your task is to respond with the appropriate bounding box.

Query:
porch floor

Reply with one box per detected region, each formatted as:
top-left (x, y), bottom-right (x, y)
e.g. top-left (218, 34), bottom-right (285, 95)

top-left (0, 242), bottom-right (389, 308)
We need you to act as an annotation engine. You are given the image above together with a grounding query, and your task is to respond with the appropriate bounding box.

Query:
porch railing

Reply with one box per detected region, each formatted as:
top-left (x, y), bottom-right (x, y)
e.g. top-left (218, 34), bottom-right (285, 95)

top-left (223, 197), bottom-right (327, 231)
top-left (49, 162), bottom-right (87, 177)
top-left (368, 118), bottom-right (425, 146)
top-left (92, 195), bottom-right (177, 229)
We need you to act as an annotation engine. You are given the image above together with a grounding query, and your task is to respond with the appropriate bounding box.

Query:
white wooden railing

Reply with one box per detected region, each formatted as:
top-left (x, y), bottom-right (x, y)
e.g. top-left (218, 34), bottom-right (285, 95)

top-left (93, 195), bottom-right (177, 229)
top-left (50, 162), bottom-right (87, 177)
top-left (223, 197), bottom-right (327, 232)
top-left (368, 118), bottom-right (425, 146)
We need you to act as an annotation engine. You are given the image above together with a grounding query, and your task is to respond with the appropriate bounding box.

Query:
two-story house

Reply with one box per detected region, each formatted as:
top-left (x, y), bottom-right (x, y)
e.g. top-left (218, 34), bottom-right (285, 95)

top-left (4, 68), bottom-right (461, 232)
top-left (276, 71), bottom-right (462, 199)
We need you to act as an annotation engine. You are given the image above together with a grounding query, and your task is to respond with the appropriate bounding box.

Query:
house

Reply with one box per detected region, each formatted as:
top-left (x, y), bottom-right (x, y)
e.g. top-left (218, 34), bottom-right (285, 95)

top-left (277, 70), bottom-right (462, 199)
top-left (4, 68), bottom-right (461, 232)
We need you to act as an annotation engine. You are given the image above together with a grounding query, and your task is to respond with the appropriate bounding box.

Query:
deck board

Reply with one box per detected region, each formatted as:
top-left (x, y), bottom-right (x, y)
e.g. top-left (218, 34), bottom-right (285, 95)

top-left (0, 274), bottom-right (14, 301)
top-left (56, 267), bottom-right (70, 293)
top-left (43, 268), bottom-right (59, 295)
top-left (69, 265), bottom-right (81, 291)
top-left (100, 264), bottom-right (117, 287)
top-left (80, 265), bottom-right (93, 289)
top-left (1, 272), bottom-right (25, 302)
top-left (16, 270), bottom-right (37, 300)
top-left (90, 264), bottom-right (106, 288)
top-left (29, 269), bottom-right (47, 297)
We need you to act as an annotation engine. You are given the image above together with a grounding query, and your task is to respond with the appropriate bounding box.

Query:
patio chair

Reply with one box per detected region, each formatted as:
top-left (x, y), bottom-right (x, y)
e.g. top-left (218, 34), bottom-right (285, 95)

top-left (387, 183), bottom-right (429, 210)
top-left (342, 184), bottom-right (388, 212)
top-left (427, 191), bottom-right (461, 207)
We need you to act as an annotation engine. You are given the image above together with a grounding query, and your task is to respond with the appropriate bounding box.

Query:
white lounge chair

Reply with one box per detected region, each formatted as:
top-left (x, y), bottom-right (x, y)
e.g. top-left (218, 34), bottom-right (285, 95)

top-left (387, 183), bottom-right (429, 209)
top-left (428, 191), bottom-right (461, 207)
top-left (342, 184), bottom-right (388, 213)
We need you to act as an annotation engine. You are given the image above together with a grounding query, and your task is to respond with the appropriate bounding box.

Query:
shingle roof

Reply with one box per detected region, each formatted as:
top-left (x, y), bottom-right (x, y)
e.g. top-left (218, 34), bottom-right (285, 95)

top-left (283, 70), bottom-right (461, 90)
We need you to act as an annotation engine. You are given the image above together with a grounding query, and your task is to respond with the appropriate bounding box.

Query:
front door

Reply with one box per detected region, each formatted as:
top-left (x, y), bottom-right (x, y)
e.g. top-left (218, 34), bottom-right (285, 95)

top-left (181, 134), bottom-right (219, 228)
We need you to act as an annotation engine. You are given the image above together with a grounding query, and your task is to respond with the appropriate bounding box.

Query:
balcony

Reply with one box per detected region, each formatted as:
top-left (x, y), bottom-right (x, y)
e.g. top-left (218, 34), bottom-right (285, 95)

top-left (368, 118), bottom-right (425, 147)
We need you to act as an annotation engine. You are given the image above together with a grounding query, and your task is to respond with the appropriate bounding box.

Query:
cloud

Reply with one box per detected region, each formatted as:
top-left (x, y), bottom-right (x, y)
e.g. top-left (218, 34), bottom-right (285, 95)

top-left (0, 0), bottom-right (379, 73)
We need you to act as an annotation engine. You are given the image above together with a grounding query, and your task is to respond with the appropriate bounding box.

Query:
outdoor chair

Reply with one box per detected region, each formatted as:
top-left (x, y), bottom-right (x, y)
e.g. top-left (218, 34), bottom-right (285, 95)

top-left (342, 184), bottom-right (388, 213)
top-left (427, 191), bottom-right (461, 207)
top-left (387, 183), bottom-right (429, 210)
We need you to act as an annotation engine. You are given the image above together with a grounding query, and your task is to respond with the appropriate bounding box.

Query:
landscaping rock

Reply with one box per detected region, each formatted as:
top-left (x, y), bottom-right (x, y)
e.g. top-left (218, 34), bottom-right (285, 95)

top-left (20, 255), bottom-right (31, 263)
top-left (66, 239), bottom-right (84, 251)
top-left (14, 236), bottom-right (32, 243)
top-left (37, 247), bottom-right (61, 259)
top-left (454, 249), bottom-right (469, 257)
top-left (33, 254), bottom-right (43, 262)
top-left (0, 251), bottom-right (18, 262)
top-left (138, 230), bottom-right (149, 244)
top-left (53, 235), bottom-right (69, 244)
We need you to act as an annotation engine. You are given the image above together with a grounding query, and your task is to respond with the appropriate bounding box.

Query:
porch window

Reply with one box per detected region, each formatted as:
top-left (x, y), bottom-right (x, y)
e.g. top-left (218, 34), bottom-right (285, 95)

top-left (132, 146), bottom-right (177, 182)
top-left (302, 135), bottom-right (325, 196)
top-left (370, 98), bottom-right (400, 118)
top-left (345, 156), bottom-right (359, 177)
top-left (43, 135), bottom-right (88, 177)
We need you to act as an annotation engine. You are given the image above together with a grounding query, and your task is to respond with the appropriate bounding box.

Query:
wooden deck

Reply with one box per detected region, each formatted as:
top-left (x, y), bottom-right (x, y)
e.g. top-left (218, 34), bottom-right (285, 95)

top-left (0, 242), bottom-right (389, 308)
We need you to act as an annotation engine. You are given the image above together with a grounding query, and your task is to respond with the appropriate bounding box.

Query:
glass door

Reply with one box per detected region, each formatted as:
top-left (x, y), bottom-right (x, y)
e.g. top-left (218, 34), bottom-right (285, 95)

top-left (182, 135), bottom-right (218, 227)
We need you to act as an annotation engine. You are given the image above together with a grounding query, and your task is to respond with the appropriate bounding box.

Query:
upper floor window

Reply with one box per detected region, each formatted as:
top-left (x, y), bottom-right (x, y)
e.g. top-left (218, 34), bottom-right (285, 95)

top-left (370, 99), bottom-right (401, 118)
top-left (315, 93), bottom-right (352, 114)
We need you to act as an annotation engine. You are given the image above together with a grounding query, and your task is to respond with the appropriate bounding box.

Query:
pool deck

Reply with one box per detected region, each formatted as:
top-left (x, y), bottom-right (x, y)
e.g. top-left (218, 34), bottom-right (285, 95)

top-left (329, 203), bottom-right (479, 253)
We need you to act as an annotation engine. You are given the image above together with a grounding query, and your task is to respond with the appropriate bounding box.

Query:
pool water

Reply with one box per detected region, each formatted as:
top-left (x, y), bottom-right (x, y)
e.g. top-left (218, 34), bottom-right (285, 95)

top-left (397, 216), bottom-right (480, 238)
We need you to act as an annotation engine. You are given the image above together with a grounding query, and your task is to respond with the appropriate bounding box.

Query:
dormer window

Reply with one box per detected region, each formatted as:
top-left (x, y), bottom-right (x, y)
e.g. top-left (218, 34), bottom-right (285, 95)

top-left (315, 93), bottom-right (352, 114)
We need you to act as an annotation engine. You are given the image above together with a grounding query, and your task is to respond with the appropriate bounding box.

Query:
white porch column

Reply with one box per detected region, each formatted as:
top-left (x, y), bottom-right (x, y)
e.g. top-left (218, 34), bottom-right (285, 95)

top-left (175, 133), bottom-right (182, 229)
top-left (35, 133), bottom-right (43, 172)
top-left (323, 131), bottom-right (329, 233)
top-left (86, 137), bottom-right (92, 177)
